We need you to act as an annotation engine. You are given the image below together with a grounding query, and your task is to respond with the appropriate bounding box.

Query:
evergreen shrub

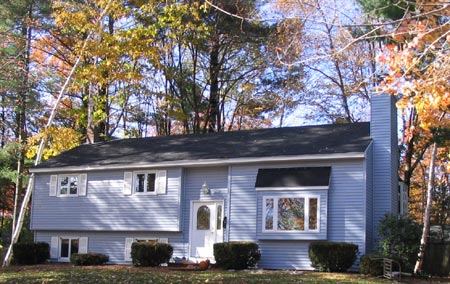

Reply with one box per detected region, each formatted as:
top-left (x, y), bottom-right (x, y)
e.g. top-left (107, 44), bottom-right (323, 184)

top-left (213, 241), bottom-right (260, 270)
top-left (70, 253), bottom-right (109, 266)
top-left (131, 242), bottom-right (173, 267)
top-left (378, 214), bottom-right (421, 272)
top-left (359, 254), bottom-right (384, 276)
top-left (308, 241), bottom-right (358, 272)
top-left (13, 242), bottom-right (49, 265)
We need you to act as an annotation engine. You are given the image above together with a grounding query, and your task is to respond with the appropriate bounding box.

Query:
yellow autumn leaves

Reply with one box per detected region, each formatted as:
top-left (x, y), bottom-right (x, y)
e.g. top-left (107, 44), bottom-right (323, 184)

top-left (26, 126), bottom-right (82, 160)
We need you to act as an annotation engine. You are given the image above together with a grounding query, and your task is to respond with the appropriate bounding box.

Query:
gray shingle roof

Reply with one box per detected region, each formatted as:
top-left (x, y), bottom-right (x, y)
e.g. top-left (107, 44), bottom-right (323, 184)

top-left (33, 122), bottom-right (371, 170)
top-left (255, 167), bottom-right (332, 188)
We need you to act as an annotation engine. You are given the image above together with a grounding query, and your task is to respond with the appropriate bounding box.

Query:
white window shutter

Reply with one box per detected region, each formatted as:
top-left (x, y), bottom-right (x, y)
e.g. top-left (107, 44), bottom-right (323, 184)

top-left (156, 170), bottom-right (167, 195)
top-left (158, 238), bottom-right (168, 244)
top-left (50, 236), bottom-right (59, 258)
top-left (78, 174), bottom-right (87, 196)
top-left (123, 172), bottom-right (133, 195)
top-left (49, 175), bottom-right (58, 196)
top-left (124, 238), bottom-right (134, 261)
top-left (79, 237), bottom-right (88, 254)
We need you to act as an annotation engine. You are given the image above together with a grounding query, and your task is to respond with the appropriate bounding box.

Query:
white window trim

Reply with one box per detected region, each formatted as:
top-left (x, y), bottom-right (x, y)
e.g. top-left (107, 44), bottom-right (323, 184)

top-left (256, 186), bottom-right (329, 191)
top-left (262, 194), bottom-right (321, 233)
top-left (57, 174), bottom-right (80, 197)
top-left (133, 171), bottom-right (158, 194)
top-left (56, 236), bottom-right (88, 262)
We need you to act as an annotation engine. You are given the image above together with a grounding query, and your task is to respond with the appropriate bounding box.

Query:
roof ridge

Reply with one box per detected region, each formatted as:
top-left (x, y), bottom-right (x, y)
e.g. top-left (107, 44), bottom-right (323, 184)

top-left (87, 121), bottom-right (370, 145)
top-left (33, 122), bottom-right (371, 170)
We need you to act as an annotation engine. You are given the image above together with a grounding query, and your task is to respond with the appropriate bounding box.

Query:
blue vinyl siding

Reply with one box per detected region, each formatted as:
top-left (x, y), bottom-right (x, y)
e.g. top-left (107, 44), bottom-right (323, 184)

top-left (31, 168), bottom-right (182, 232)
top-left (229, 166), bottom-right (258, 242)
top-left (258, 241), bottom-right (313, 269)
top-left (33, 160), bottom-right (368, 269)
top-left (371, 94), bottom-right (399, 243)
top-left (35, 231), bottom-right (185, 263)
top-left (365, 145), bottom-right (374, 252)
top-left (328, 162), bottom-right (365, 247)
top-left (327, 161), bottom-right (366, 270)
top-left (229, 161), bottom-right (366, 269)
top-left (181, 167), bottom-right (229, 245)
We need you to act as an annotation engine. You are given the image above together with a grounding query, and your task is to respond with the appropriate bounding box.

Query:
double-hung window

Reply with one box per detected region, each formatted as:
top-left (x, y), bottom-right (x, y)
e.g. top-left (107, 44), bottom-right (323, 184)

top-left (59, 175), bottom-right (79, 196)
top-left (123, 170), bottom-right (167, 196)
top-left (49, 174), bottom-right (87, 197)
top-left (134, 171), bottom-right (157, 194)
top-left (263, 195), bottom-right (320, 233)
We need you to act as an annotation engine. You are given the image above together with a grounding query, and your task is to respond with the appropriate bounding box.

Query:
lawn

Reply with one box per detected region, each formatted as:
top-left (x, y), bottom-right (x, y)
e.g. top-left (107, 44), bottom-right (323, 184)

top-left (1, 264), bottom-right (448, 284)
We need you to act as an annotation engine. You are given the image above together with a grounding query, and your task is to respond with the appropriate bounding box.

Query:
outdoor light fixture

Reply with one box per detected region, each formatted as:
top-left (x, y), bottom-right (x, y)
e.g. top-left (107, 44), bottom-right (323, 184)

top-left (201, 182), bottom-right (210, 195)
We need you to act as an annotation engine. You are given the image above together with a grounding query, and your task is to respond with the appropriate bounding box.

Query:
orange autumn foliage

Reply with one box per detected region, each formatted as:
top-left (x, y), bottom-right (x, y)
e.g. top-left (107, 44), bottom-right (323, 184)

top-left (377, 1), bottom-right (449, 223)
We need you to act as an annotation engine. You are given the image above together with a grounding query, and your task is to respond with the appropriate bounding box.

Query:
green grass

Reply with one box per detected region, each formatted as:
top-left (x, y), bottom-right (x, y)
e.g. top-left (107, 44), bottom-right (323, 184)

top-left (0, 264), bottom-right (404, 284)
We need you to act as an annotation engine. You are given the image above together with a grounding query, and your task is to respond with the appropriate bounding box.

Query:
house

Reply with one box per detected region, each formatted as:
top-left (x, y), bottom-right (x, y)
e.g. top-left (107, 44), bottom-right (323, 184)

top-left (29, 94), bottom-right (400, 269)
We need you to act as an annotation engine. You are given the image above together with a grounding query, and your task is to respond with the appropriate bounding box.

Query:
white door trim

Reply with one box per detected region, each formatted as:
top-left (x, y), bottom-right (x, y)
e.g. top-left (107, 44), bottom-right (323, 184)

top-left (188, 200), bottom-right (224, 262)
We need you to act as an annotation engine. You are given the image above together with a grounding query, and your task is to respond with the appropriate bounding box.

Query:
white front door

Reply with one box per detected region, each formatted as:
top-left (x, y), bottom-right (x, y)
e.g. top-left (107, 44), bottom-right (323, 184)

top-left (189, 200), bottom-right (224, 260)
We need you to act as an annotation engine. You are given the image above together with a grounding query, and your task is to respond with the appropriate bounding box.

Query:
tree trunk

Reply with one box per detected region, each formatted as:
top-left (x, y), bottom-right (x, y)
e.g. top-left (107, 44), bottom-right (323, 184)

top-left (207, 39), bottom-right (220, 132)
top-left (0, 95), bottom-right (5, 147)
top-left (414, 142), bottom-right (437, 274)
top-left (2, 2), bottom-right (113, 265)
top-left (0, 207), bottom-right (4, 239)
top-left (12, 2), bottom-right (33, 236)
top-left (86, 83), bottom-right (96, 143)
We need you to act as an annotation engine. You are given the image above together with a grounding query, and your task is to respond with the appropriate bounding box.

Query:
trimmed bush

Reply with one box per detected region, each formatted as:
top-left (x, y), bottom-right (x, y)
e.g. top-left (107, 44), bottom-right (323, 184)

top-left (13, 242), bottom-right (50, 265)
top-left (213, 241), bottom-right (261, 270)
top-left (70, 253), bottom-right (109, 266)
top-left (131, 242), bottom-right (173, 267)
top-left (309, 241), bottom-right (358, 272)
top-left (359, 254), bottom-right (384, 276)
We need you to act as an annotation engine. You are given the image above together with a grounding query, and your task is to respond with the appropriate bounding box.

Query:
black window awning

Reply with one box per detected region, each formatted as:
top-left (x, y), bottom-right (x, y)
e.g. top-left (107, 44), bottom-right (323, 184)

top-left (255, 167), bottom-right (331, 189)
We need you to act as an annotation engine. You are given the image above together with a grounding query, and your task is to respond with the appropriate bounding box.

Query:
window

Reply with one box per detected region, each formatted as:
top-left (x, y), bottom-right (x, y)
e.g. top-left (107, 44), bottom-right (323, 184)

top-left (197, 205), bottom-right (210, 230)
top-left (50, 174), bottom-right (87, 197)
top-left (134, 172), bottom-right (157, 193)
top-left (216, 204), bottom-right (222, 230)
top-left (263, 196), bottom-right (319, 232)
top-left (123, 171), bottom-right (166, 196)
top-left (59, 175), bottom-right (79, 196)
top-left (60, 238), bottom-right (79, 259)
top-left (50, 236), bottom-right (87, 261)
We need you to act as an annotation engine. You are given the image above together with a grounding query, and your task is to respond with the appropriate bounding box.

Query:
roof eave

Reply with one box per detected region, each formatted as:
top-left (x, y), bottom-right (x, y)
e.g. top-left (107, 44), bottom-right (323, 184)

top-left (29, 152), bottom-right (367, 173)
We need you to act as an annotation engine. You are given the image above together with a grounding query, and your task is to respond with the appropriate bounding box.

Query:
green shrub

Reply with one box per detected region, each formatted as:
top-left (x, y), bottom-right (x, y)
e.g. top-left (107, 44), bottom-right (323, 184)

top-left (213, 241), bottom-right (261, 270)
top-left (131, 242), bottom-right (173, 267)
top-left (70, 253), bottom-right (109, 266)
top-left (309, 241), bottom-right (358, 272)
top-left (13, 242), bottom-right (50, 265)
top-left (377, 214), bottom-right (421, 272)
top-left (359, 254), bottom-right (384, 276)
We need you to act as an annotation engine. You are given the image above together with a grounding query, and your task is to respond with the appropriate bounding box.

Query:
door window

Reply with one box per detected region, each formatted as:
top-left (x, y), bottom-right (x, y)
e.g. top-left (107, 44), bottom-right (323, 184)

top-left (216, 204), bottom-right (222, 230)
top-left (197, 205), bottom-right (210, 230)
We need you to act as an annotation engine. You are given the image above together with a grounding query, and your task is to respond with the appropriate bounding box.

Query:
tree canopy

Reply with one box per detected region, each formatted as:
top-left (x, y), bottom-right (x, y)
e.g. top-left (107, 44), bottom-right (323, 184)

top-left (0, 0), bottom-right (448, 269)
